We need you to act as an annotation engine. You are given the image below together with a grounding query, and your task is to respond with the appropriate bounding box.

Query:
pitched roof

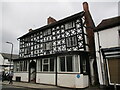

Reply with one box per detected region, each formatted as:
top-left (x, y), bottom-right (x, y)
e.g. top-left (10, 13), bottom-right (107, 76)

top-left (0, 53), bottom-right (19, 60)
top-left (94, 16), bottom-right (120, 32)
top-left (18, 11), bottom-right (84, 39)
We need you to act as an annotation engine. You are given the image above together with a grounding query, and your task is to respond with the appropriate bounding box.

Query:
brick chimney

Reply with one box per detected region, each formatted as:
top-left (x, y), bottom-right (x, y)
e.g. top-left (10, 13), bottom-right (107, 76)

top-left (47, 16), bottom-right (56, 25)
top-left (83, 2), bottom-right (95, 58)
top-left (29, 28), bottom-right (32, 32)
top-left (83, 2), bottom-right (99, 85)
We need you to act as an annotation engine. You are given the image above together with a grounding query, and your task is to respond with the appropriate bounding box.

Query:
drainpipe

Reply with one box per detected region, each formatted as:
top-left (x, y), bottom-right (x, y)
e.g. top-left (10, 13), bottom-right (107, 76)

top-left (55, 56), bottom-right (57, 86)
top-left (89, 58), bottom-right (95, 85)
top-left (97, 31), bottom-right (105, 85)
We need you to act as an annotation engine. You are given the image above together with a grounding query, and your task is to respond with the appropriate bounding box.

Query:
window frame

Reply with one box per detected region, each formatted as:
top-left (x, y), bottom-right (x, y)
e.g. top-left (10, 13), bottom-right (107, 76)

top-left (37, 58), bottom-right (55, 72)
top-left (59, 55), bottom-right (74, 72)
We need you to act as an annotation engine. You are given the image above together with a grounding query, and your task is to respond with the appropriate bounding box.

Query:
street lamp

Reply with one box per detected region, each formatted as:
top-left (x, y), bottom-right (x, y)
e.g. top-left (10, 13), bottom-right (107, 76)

top-left (6, 42), bottom-right (13, 73)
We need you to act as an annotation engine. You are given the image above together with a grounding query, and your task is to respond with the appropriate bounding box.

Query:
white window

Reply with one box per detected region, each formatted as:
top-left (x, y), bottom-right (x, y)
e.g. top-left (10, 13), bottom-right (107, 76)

top-left (23, 61), bottom-right (27, 71)
top-left (43, 42), bottom-right (52, 50)
top-left (38, 58), bottom-right (55, 72)
top-left (59, 55), bottom-right (80, 72)
top-left (66, 36), bottom-right (77, 47)
top-left (43, 29), bottom-right (51, 36)
top-left (37, 58), bottom-right (55, 72)
top-left (72, 36), bottom-right (77, 46)
top-left (65, 22), bottom-right (74, 29)
top-left (42, 59), bottom-right (49, 71)
top-left (82, 60), bottom-right (86, 73)
top-left (37, 59), bottom-right (42, 71)
top-left (59, 56), bottom-right (73, 72)
top-left (81, 55), bottom-right (87, 74)
top-left (14, 61), bottom-right (28, 72)
top-left (16, 62), bottom-right (20, 72)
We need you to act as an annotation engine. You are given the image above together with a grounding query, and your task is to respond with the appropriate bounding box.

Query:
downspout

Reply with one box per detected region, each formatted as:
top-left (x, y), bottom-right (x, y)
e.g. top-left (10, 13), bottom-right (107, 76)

top-left (97, 31), bottom-right (105, 85)
top-left (83, 2), bottom-right (99, 85)
top-left (55, 56), bottom-right (57, 86)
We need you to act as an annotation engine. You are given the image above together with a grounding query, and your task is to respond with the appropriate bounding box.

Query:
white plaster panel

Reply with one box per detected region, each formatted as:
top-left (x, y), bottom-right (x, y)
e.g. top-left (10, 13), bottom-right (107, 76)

top-left (13, 72), bottom-right (29, 82)
top-left (58, 74), bottom-right (89, 88)
top-left (75, 74), bottom-right (89, 88)
top-left (36, 73), bottom-right (55, 85)
top-left (58, 74), bottom-right (75, 88)
top-left (99, 27), bottom-right (119, 48)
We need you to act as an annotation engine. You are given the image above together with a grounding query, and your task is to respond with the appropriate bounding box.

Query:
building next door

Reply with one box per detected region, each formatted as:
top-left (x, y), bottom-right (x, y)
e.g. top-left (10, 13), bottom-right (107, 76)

top-left (107, 58), bottom-right (120, 85)
top-left (29, 60), bottom-right (36, 83)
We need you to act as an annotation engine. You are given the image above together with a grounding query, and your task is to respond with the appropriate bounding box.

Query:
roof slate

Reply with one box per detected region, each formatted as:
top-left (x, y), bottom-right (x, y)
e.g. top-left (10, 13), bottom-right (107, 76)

top-left (94, 16), bottom-right (120, 32)
top-left (18, 11), bottom-right (84, 39)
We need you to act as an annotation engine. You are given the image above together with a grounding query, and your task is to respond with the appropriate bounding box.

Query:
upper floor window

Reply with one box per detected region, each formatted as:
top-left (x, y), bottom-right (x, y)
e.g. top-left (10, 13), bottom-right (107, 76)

top-left (65, 22), bottom-right (75, 30)
top-left (43, 29), bottom-right (51, 36)
top-left (43, 42), bottom-right (52, 50)
top-left (66, 36), bottom-right (77, 47)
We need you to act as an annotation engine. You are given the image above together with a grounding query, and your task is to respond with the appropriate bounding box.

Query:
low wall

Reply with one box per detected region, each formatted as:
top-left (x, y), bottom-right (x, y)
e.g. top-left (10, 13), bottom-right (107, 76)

top-left (13, 72), bottom-right (29, 82)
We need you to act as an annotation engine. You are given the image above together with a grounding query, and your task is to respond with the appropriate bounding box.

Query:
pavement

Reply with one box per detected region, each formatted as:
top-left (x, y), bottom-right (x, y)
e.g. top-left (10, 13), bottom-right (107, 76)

top-left (2, 81), bottom-right (103, 90)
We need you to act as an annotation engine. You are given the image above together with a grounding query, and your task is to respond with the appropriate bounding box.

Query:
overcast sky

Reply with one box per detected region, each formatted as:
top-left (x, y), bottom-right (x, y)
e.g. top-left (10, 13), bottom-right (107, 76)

top-left (0, 0), bottom-right (119, 54)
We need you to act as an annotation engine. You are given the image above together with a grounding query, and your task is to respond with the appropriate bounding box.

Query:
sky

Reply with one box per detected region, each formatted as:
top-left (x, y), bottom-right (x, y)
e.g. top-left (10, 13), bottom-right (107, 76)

top-left (0, 0), bottom-right (119, 54)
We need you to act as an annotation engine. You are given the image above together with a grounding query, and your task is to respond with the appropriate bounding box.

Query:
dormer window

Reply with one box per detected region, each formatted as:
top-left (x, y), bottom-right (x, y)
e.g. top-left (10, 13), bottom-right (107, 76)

top-left (65, 22), bottom-right (75, 30)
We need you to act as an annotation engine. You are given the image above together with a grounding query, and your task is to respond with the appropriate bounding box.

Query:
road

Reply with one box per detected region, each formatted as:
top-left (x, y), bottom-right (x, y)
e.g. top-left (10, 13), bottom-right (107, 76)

top-left (1, 84), bottom-right (38, 90)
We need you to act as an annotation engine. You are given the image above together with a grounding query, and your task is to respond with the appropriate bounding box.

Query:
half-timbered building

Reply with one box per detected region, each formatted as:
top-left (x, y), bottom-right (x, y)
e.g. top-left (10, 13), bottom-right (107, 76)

top-left (13, 2), bottom-right (97, 88)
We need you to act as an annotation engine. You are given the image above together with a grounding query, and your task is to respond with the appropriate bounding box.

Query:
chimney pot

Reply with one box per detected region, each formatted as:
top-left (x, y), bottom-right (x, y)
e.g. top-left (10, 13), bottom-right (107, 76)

top-left (29, 29), bottom-right (32, 32)
top-left (83, 2), bottom-right (89, 12)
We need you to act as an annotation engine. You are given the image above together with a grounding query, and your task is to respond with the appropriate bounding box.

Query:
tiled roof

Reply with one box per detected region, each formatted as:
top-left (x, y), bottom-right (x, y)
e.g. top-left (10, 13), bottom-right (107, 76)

top-left (94, 16), bottom-right (120, 32)
top-left (18, 11), bottom-right (84, 39)
top-left (0, 53), bottom-right (19, 60)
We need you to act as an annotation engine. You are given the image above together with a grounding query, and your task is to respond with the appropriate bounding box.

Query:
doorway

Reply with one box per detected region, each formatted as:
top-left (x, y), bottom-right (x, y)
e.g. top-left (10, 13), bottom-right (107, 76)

top-left (29, 60), bottom-right (36, 83)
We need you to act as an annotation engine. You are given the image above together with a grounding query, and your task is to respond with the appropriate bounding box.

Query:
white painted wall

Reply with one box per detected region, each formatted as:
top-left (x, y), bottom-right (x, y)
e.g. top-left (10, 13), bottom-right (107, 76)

top-left (13, 72), bottom-right (29, 82)
top-left (0, 54), bottom-right (4, 66)
top-left (94, 26), bottom-right (119, 85)
top-left (36, 73), bottom-right (55, 85)
top-left (98, 26), bottom-right (119, 48)
top-left (36, 73), bottom-right (89, 88)
top-left (58, 74), bottom-right (89, 88)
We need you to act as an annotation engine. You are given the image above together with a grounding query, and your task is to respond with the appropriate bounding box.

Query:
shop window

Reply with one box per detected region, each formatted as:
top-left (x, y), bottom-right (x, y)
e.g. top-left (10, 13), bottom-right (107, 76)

top-left (50, 58), bottom-right (55, 71)
top-left (20, 61), bottom-right (23, 71)
top-left (16, 62), bottom-right (20, 71)
top-left (15, 61), bottom-right (28, 72)
top-left (41, 58), bottom-right (55, 72)
top-left (80, 55), bottom-right (88, 74)
top-left (60, 57), bottom-right (65, 71)
top-left (59, 56), bottom-right (73, 72)
top-left (82, 60), bottom-right (87, 73)
top-left (66, 56), bottom-right (73, 72)
top-left (43, 59), bottom-right (49, 71)
top-left (23, 61), bottom-right (27, 71)
top-left (37, 59), bottom-right (42, 71)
